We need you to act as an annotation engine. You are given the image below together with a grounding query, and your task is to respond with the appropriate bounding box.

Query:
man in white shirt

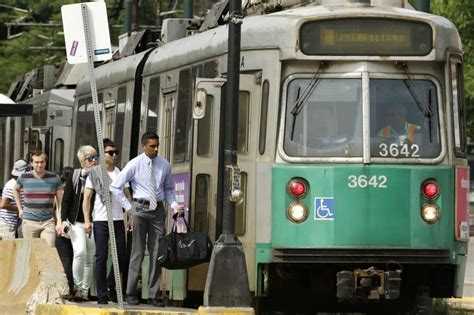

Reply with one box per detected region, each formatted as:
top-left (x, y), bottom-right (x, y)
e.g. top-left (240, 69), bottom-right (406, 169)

top-left (110, 131), bottom-right (183, 307)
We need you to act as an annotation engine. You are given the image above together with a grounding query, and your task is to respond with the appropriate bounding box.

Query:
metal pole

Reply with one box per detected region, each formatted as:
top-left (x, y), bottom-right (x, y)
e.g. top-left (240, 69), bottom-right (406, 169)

top-left (132, 0), bottom-right (139, 32)
top-left (125, 0), bottom-right (132, 34)
top-left (81, 4), bottom-right (124, 309)
top-left (184, 0), bottom-right (193, 19)
top-left (156, 0), bottom-right (162, 27)
top-left (413, 0), bottom-right (430, 12)
top-left (222, 0), bottom-right (240, 236)
top-left (203, 0), bottom-right (251, 306)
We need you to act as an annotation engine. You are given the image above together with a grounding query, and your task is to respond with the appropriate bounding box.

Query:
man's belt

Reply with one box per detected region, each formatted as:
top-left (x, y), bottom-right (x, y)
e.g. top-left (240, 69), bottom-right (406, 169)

top-left (132, 198), bottom-right (163, 211)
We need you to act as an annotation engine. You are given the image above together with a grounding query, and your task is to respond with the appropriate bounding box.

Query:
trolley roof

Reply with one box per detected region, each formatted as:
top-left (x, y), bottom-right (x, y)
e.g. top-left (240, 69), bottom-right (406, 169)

top-left (20, 89), bottom-right (75, 109)
top-left (143, 4), bottom-right (462, 76)
top-left (76, 49), bottom-right (151, 97)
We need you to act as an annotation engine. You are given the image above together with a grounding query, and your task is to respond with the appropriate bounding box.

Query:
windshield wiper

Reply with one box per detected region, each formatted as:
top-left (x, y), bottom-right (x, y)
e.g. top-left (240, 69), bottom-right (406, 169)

top-left (428, 88), bottom-right (433, 142)
top-left (397, 62), bottom-right (433, 118)
top-left (290, 77), bottom-right (320, 117)
top-left (289, 78), bottom-right (320, 140)
top-left (290, 62), bottom-right (328, 117)
top-left (289, 62), bottom-right (327, 140)
top-left (290, 86), bottom-right (301, 140)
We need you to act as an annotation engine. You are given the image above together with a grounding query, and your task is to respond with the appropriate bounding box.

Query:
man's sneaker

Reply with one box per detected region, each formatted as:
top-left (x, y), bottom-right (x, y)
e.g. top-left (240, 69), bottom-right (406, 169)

top-left (147, 298), bottom-right (164, 307)
top-left (126, 295), bottom-right (140, 305)
top-left (108, 289), bottom-right (118, 303)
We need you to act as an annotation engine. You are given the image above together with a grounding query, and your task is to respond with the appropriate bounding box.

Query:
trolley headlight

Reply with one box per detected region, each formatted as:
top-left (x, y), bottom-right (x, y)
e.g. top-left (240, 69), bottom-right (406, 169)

top-left (287, 201), bottom-right (308, 223)
top-left (421, 203), bottom-right (441, 224)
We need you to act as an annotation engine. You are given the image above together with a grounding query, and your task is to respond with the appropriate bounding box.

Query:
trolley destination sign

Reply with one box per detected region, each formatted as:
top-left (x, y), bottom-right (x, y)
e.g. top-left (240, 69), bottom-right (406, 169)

top-left (300, 18), bottom-right (433, 56)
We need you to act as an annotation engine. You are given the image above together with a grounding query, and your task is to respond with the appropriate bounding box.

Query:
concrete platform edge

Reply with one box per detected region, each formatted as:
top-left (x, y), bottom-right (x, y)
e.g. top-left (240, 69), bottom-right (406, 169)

top-left (197, 307), bottom-right (254, 314)
top-left (35, 304), bottom-right (255, 315)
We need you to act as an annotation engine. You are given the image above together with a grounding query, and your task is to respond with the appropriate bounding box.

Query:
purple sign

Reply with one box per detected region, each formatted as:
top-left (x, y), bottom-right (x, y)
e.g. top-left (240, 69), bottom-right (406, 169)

top-left (172, 172), bottom-right (190, 208)
top-left (171, 172), bottom-right (190, 225)
top-left (69, 40), bottom-right (78, 56)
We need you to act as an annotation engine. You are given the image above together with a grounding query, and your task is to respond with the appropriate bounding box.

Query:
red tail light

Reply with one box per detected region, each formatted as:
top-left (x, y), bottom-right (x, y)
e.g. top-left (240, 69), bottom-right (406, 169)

top-left (287, 178), bottom-right (309, 199)
top-left (421, 180), bottom-right (440, 199)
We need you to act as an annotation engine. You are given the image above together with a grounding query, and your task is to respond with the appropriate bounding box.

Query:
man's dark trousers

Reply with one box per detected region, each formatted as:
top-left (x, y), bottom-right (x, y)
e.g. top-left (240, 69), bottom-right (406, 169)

top-left (93, 220), bottom-right (127, 301)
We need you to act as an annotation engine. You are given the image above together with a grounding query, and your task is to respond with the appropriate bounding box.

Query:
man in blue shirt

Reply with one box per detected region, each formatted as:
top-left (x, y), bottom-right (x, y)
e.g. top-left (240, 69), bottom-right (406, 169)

top-left (14, 151), bottom-right (63, 247)
top-left (110, 131), bottom-right (183, 306)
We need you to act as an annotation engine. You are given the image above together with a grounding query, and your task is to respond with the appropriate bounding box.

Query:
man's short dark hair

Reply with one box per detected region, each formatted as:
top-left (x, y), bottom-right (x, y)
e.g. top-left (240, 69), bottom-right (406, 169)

top-left (141, 132), bottom-right (159, 145)
top-left (30, 150), bottom-right (47, 162)
top-left (103, 138), bottom-right (115, 148)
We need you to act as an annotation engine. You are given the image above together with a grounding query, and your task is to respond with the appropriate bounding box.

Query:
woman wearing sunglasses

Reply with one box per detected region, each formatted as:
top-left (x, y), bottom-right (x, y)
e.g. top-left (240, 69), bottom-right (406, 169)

top-left (60, 145), bottom-right (98, 302)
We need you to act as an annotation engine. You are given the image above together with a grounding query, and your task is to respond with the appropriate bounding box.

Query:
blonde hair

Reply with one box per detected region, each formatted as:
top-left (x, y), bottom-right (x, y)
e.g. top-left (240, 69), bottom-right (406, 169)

top-left (77, 145), bottom-right (97, 167)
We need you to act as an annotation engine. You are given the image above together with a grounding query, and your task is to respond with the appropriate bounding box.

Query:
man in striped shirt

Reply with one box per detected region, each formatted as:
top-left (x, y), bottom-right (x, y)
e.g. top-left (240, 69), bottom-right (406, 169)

top-left (0, 159), bottom-right (29, 239)
top-left (14, 151), bottom-right (63, 247)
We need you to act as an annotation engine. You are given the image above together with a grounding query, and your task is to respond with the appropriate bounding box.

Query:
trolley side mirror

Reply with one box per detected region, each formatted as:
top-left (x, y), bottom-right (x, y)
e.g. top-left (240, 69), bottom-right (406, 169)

top-left (193, 89), bottom-right (207, 120)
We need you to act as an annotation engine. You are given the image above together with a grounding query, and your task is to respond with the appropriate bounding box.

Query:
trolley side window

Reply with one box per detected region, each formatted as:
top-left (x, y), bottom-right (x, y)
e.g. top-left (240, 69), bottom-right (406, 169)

top-left (53, 138), bottom-right (64, 172)
top-left (115, 86), bottom-right (127, 166)
top-left (284, 78), bottom-right (363, 157)
top-left (174, 68), bottom-right (192, 164)
top-left (29, 130), bottom-right (42, 152)
top-left (370, 79), bottom-right (440, 158)
top-left (33, 109), bottom-right (47, 126)
top-left (238, 91), bottom-right (250, 155)
top-left (450, 57), bottom-right (467, 157)
top-left (75, 95), bottom-right (102, 167)
top-left (197, 95), bottom-right (213, 157)
top-left (146, 78), bottom-right (160, 135)
top-left (259, 80), bottom-right (270, 155)
top-left (9, 119), bottom-right (14, 169)
top-left (194, 174), bottom-right (210, 233)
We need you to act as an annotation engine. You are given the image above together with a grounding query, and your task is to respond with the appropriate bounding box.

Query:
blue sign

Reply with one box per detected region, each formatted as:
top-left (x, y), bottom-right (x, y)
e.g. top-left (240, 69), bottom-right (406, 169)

top-left (315, 197), bottom-right (335, 220)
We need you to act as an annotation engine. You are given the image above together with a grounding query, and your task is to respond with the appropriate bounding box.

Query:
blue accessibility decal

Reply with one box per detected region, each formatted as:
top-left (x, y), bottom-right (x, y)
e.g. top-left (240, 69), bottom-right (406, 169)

top-left (315, 197), bottom-right (334, 220)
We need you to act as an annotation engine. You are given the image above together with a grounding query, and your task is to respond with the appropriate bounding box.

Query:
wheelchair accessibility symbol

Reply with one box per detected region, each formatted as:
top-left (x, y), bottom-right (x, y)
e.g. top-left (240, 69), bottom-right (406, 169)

top-left (315, 197), bottom-right (334, 220)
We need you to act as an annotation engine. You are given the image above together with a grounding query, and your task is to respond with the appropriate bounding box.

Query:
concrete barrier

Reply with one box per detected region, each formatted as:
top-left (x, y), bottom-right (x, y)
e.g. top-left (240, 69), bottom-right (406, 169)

top-left (0, 239), bottom-right (68, 315)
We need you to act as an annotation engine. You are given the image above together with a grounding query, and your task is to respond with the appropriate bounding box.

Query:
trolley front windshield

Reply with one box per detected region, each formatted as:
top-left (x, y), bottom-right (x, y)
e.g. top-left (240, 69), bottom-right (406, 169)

top-left (283, 77), bottom-right (441, 160)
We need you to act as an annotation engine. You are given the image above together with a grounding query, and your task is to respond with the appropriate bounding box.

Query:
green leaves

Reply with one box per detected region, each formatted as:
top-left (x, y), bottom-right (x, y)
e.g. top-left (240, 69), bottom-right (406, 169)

top-left (432, 0), bottom-right (474, 137)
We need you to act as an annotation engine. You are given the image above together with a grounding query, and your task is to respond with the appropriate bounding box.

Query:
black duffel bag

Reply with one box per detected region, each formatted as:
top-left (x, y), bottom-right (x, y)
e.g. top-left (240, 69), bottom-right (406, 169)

top-left (157, 217), bottom-right (213, 269)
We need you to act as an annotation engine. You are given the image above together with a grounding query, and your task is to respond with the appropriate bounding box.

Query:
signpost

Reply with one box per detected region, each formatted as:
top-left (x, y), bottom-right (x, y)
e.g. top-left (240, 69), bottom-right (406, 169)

top-left (61, 2), bottom-right (123, 309)
top-left (61, 2), bottom-right (112, 64)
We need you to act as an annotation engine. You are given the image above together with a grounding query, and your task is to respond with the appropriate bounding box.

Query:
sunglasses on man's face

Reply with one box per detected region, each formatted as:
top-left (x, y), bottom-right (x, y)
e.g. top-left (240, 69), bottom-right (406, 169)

top-left (105, 150), bottom-right (120, 156)
top-left (85, 155), bottom-right (99, 162)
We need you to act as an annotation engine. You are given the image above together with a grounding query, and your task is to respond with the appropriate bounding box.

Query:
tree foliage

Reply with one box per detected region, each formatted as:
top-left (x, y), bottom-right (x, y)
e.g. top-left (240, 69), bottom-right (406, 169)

top-left (0, 0), bottom-right (185, 94)
top-left (431, 0), bottom-right (474, 137)
top-left (0, 0), bottom-right (79, 94)
top-left (0, 0), bottom-right (153, 94)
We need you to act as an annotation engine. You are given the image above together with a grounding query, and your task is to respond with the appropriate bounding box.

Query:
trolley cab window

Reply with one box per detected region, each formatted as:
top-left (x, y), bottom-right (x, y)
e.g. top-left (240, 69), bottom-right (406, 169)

top-left (370, 79), bottom-right (440, 159)
top-left (283, 77), bottom-right (441, 160)
top-left (284, 78), bottom-right (363, 157)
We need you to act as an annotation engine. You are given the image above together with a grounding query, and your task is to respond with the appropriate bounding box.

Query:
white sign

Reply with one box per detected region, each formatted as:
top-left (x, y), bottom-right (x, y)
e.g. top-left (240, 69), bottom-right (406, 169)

top-left (61, 2), bottom-right (112, 64)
